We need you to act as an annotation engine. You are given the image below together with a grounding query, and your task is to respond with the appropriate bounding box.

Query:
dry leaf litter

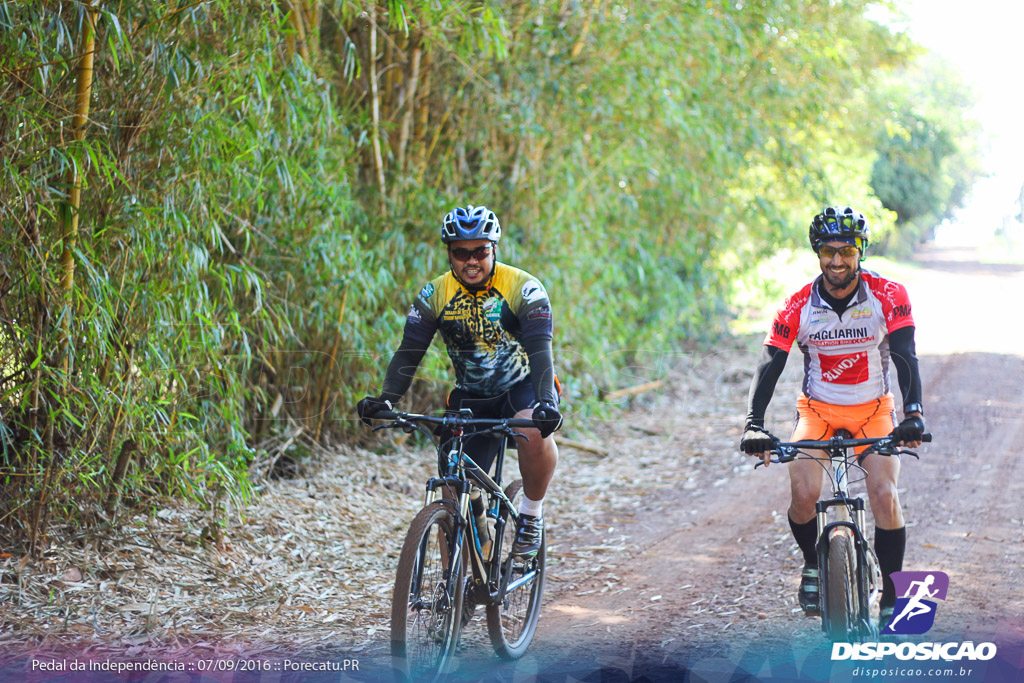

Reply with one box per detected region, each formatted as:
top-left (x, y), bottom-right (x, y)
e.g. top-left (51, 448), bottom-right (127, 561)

top-left (1, 341), bottom-right (770, 662)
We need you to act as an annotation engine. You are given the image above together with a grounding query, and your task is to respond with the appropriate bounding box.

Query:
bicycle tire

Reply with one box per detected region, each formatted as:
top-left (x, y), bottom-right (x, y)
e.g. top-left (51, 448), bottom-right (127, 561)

top-left (486, 479), bottom-right (546, 660)
top-left (825, 529), bottom-right (858, 640)
top-left (391, 501), bottom-right (465, 682)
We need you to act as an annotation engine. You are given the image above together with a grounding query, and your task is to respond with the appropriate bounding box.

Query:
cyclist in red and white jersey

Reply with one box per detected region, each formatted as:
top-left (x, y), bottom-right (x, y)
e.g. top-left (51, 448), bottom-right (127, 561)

top-left (739, 206), bottom-right (926, 629)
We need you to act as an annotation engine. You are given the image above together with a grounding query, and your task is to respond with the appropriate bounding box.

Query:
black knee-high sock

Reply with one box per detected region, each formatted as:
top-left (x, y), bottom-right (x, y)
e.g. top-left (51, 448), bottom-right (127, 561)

top-left (875, 526), bottom-right (906, 608)
top-left (789, 515), bottom-right (819, 568)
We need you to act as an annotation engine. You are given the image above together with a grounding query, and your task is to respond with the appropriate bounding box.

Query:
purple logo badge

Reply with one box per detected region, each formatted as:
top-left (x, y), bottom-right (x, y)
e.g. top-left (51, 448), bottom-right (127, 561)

top-left (883, 570), bottom-right (949, 635)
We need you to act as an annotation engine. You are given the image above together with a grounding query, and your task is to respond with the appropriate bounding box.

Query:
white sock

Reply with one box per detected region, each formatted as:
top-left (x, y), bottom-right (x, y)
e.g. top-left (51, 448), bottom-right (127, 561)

top-left (519, 495), bottom-right (543, 518)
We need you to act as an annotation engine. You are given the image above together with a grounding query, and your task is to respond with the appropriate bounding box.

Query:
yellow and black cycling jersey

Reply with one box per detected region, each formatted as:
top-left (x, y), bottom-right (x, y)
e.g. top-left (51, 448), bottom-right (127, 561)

top-left (402, 263), bottom-right (553, 397)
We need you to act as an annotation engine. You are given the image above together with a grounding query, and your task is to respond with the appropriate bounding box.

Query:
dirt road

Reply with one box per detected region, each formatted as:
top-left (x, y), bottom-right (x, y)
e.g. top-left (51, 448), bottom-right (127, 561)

top-left (452, 245), bottom-right (1024, 682)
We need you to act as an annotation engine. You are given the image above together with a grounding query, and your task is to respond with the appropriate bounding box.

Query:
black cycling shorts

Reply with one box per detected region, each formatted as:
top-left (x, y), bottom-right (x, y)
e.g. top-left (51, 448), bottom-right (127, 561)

top-left (442, 380), bottom-right (536, 474)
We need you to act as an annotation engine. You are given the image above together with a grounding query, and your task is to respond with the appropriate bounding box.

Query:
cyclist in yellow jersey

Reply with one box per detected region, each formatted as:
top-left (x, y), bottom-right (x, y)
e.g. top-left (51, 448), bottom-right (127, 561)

top-left (358, 205), bottom-right (561, 558)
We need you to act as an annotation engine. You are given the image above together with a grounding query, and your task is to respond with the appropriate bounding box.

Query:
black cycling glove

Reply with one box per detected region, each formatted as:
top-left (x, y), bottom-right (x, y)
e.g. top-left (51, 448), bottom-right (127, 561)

top-left (740, 424), bottom-right (775, 455)
top-left (890, 415), bottom-right (925, 445)
top-left (356, 396), bottom-right (393, 427)
top-left (532, 401), bottom-right (563, 439)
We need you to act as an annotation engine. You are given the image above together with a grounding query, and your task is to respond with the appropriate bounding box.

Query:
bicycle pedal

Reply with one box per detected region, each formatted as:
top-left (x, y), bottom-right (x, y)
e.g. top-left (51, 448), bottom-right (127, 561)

top-left (510, 558), bottom-right (534, 572)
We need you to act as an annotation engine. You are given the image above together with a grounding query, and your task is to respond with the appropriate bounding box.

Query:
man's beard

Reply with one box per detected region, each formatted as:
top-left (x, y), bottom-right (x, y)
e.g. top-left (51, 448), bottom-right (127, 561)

top-left (452, 262), bottom-right (495, 290)
top-left (823, 265), bottom-right (858, 292)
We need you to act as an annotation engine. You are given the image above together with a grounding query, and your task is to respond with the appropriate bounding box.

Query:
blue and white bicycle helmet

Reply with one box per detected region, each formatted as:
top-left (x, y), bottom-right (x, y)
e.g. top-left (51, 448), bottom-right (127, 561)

top-left (441, 205), bottom-right (502, 244)
top-left (809, 206), bottom-right (870, 259)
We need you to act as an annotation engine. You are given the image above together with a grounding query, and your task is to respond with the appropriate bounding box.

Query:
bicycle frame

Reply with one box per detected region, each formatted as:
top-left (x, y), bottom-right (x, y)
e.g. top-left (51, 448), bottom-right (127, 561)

top-left (426, 438), bottom-right (513, 603)
top-left (378, 410), bottom-right (537, 605)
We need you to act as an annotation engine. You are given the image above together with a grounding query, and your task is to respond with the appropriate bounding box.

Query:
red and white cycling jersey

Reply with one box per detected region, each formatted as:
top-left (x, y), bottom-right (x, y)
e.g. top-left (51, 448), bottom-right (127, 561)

top-left (765, 270), bottom-right (914, 405)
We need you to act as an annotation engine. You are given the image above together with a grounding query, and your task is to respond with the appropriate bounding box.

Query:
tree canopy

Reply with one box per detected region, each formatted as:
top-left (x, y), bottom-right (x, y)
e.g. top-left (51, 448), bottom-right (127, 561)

top-left (870, 53), bottom-right (984, 249)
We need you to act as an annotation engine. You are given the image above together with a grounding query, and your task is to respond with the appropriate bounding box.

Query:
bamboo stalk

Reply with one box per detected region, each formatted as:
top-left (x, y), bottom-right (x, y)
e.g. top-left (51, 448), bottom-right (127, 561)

top-left (30, 0), bottom-right (100, 552)
top-left (556, 438), bottom-right (608, 458)
top-left (30, 413), bottom-right (57, 553)
top-left (284, 11), bottom-right (297, 57)
top-left (304, 0), bottom-right (318, 40)
top-left (418, 105), bottom-right (453, 184)
top-left (314, 288), bottom-right (348, 443)
top-left (602, 379), bottom-right (664, 401)
top-left (93, 340), bottom-right (135, 457)
top-left (60, 0), bottom-right (99, 379)
top-left (418, 74), bottom-right (472, 185)
top-left (105, 438), bottom-right (137, 515)
top-left (571, 0), bottom-right (601, 59)
top-left (290, 0), bottom-right (310, 61)
top-left (414, 55), bottom-right (431, 163)
top-left (366, 2), bottom-right (387, 206)
top-left (383, 33), bottom-right (394, 119)
top-left (396, 41), bottom-right (421, 175)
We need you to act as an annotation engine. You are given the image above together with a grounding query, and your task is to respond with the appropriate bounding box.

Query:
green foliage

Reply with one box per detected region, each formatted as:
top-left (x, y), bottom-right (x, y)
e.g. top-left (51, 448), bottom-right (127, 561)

top-left (0, 0), bottom-right (977, 544)
top-left (0, 1), bottom-right (375, 543)
top-left (369, 0), bottom-right (916, 386)
top-left (870, 54), bottom-right (984, 252)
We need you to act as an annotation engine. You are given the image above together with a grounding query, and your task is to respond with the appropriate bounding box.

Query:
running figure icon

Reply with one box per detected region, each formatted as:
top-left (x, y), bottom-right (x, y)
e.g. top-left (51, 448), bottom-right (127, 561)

top-left (886, 574), bottom-right (938, 631)
top-left (883, 570), bottom-right (950, 635)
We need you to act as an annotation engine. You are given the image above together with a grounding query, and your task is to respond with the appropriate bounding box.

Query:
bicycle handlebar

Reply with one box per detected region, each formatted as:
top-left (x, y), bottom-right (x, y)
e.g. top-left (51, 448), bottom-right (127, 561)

top-left (772, 433), bottom-right (932, 451)
top-left (370, 410), bottom-right (537, 431)
top-left (754, 433), bottom-right (932, 468)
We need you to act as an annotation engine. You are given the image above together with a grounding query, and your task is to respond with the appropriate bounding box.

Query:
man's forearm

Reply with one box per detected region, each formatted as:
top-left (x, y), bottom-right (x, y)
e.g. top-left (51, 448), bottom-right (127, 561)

top-left (746, 344), bottom-right (789, 427)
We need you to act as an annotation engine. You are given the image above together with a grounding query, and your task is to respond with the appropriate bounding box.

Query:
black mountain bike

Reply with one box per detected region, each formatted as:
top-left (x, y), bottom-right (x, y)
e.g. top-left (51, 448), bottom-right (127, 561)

top-left (758, 430), bottom-right (930, 641)
top-left (367, 409), bottom-right (546, 681)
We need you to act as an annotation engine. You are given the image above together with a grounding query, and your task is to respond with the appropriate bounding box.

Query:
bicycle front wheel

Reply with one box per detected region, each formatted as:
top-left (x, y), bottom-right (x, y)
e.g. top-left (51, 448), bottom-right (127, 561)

top-left (824, 529), bottom-right (858, 640)
top-left (486, 479), bottom-right (546, 660)
top-left (391, 501), bottom-right (465, 682)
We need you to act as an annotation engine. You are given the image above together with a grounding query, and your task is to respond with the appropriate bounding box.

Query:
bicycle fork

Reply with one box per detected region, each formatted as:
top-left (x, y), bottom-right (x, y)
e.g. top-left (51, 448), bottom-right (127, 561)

top-left (419, 477), bottom-right (472, 610)
top-left (816, 496), bottom-right (876, 638)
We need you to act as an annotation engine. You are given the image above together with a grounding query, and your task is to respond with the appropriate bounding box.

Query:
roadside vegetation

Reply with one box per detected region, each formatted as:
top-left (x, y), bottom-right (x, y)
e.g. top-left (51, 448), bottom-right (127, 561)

top-left (0, 0), bottom-right (982, 549)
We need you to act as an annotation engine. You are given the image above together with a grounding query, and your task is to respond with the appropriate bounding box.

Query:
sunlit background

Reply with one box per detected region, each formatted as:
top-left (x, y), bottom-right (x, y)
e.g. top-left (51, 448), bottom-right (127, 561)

top-left (903, 0), bottom-right (1024, 248)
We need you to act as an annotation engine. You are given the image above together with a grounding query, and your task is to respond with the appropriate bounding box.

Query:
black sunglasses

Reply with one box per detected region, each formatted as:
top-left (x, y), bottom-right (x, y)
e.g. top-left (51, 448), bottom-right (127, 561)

top-left (449, 245), bottom-right (493, 262)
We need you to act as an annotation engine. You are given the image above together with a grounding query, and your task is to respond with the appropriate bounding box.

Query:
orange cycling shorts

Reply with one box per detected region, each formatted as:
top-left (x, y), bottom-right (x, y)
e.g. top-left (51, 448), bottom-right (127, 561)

top-left (791, 393), bottom-right (897, 453)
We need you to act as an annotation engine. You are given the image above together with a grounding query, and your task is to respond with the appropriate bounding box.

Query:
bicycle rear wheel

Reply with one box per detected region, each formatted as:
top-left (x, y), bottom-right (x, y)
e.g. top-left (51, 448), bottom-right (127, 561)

top-left (391, 501), bottom-right (465, 682)
top-left (486, 479), bottom-right (546, 660)
top-left (824, 529), bottom-right (858, 640)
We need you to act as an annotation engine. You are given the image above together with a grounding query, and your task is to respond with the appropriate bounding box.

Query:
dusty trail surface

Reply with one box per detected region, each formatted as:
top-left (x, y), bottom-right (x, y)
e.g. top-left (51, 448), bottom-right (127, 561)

top-left (2, 245), bottom-right (1022, 683)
